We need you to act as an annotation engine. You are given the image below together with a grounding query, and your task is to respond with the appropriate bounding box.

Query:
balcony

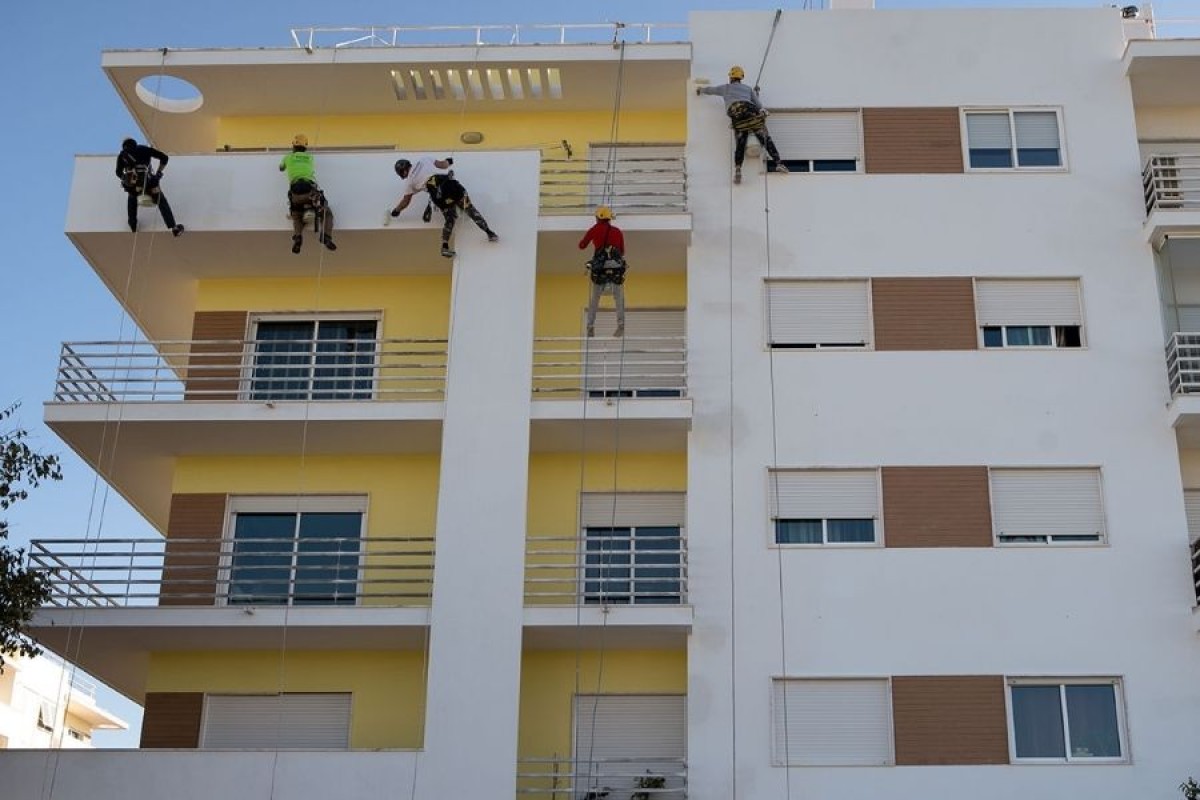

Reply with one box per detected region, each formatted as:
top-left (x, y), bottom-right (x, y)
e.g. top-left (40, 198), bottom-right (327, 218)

top-left (26, 535), bottom-right (433, 700)
top-left (1142, 155), bottom-right (1200, 247)
top-left (517, 757), bottom-right (687, 800)
top-left (45, 337), bottom-right (446, 528)
top-left (530, 336), bottom-right (690, 454)
top-left (1125, 38), bottom-right (1200, 112)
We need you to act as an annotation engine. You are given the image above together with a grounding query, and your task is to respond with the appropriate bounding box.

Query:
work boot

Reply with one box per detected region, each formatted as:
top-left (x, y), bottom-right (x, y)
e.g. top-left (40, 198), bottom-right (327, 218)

top-left (774, 162), bottom-right (790, 174)
top-left (172, 224), bottom-right (185, 237)
top-left (321, 235), bottom-right (337, 251)
top-left (486, 230), bottom-right (499, 243)
top-left (441, 243), bottom-right (455, 258)
top-left (614, 324), bottom-right (625, 338)
top-left (128, 220), bottom-right (138, 233)
top-left (733, 166), bottom-right (742, 185)
top-left (292, 235), bottom-right (302, 254)
top-left (586, 326), bottom-right (595, 338)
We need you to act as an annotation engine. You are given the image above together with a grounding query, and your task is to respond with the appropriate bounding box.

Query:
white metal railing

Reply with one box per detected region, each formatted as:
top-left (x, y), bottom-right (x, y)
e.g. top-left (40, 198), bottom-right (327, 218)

top-left (532, 337), bottom-right (687, 398)
top-left (289, 23), bottom-right (688, 50)
top-left (1142, 154), bottom-right (1200, 215)
top-left (1166, 332), bottom-right (1200, 395)
top-left (1192, 538), bottom-right (1200, 606)
top-left (29, 537), bottom-right (435, 608)
top-left (540, 157), bottom-right (687, 215)
top-left (524, 533), bottom-right (687, 606)
top-left (517, 757), bottom-right (687, 800)
top-left (51, 339), bottom-right (448, 403)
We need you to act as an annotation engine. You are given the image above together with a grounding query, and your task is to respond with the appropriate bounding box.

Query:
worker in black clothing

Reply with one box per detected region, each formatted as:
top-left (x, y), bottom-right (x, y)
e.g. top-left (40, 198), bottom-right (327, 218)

top-left (392, 157), bottom-right (498, 258)
top-left (116, 137), bottom-right (184, 236)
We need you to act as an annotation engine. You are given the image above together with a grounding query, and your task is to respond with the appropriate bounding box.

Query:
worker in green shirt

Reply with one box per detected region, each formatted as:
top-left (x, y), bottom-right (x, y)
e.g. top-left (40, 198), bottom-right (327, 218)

top-left (279, 134), bottom-right (336, 254)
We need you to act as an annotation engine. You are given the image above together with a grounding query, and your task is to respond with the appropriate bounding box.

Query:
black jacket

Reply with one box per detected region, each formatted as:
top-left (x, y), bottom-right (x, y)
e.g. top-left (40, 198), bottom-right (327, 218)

top-left (115, 144), bottom-right (169, 179)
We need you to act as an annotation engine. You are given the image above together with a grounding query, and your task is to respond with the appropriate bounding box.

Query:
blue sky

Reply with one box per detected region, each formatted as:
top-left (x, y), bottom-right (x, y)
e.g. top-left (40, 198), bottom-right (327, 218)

top-left (5, 0), bottom-right (1197, 749)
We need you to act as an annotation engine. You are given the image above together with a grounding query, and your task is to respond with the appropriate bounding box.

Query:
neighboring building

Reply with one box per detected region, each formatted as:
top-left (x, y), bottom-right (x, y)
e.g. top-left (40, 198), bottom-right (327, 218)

top-left (8, 2), bottom-right (1200, 798)
top-left (0, 653), bottom-right (127, 749)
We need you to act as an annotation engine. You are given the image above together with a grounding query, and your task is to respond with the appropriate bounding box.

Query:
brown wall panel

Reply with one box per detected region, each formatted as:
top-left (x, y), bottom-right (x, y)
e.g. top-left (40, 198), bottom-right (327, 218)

top-left (872, 278), bottom-right (977, 351)
top-left (882, 467), bottom-right (992, 547)
top-left (863, 107), bottom-right (964, 174)
top-left (160, 493), bottom-right (227, 606)
top-left (893, 676), bottom-right (1009, 765)
top-left (185, 311), bottom-right (248, 400)
top-left (140, 692), bottom-right (204, 748)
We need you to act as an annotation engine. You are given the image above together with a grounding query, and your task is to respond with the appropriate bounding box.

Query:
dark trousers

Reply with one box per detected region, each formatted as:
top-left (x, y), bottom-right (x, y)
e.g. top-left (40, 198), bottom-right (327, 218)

top-left (440, 196), bottom-right (491, 244)
top-left (734, 126), bottom-right (782, 168)
top-left (126, 182), bottom-right (177, 230)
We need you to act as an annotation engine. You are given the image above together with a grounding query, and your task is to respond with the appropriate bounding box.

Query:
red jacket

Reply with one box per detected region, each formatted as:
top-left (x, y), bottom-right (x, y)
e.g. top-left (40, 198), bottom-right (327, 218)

top-left (578, 221), bottom-right (625, 255)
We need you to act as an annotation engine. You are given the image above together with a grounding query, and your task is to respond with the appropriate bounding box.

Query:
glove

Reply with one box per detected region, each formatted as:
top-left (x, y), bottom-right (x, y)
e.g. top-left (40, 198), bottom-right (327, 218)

top-left (445, 157), bottom-right (454, 165)
top-left (422, 204), bottom-right (433, 223)
top-left (155, 170), bottom-right (163, 178)
top-left (390, 209), bottom-right (400, 218)
top-left (695, 87), bottom-right (702, 95)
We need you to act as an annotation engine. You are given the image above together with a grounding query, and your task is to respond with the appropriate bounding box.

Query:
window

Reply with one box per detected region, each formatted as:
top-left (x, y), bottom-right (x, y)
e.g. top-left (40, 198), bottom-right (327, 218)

top-left (1008, 679), bottom-right (1125, 762)
top-left (767, 111), bottom-right (862, 173)
top-left (36, 700), bottom-right (57, 732)
top-left (248, 316), bottom-right (378, 401)
top-left (772, 678), bottom-right (893, 766)
top-left (767, 280), bottom-right (872, 349)
top-left (200, 693), bottom-right (352, 749)
top-left (585, 144), bottom-right (685, 212)
top-left (964, 109), bottom-right (1063, 169)
top-left (584, 309), bottom-right (686, 398)
top-left (574, 695), bottom-right (686, 795)
top-left (66, 728), bottom-right (90, 742)
top-left (975, 279), bottom-right (1083, 349)
top-left (990, 468), bottom-right (1105, 544)
top-left (580, 493), bottom-right (685, 605)
top-left (769, 469), bottom-right (880, 545)
top-left (225, 497), bottom-right (366, 606)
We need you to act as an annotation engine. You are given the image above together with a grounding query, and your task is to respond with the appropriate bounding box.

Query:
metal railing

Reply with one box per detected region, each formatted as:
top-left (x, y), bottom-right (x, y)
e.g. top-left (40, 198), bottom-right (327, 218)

top-left (517, 757), bottom-right (687, 800)
top-left (1192, 538), bottom-right (1200, 607)
top-left (1142, 154), bottom-right (1200, 215)
top-left (525, 533), bottom-right (687, 606)
top-left (532, 337), bottom-right (687, 398)
top-left (51, 339), bottom-right (448, 403)
top-left (29, 537), bottom-right (435, 608)
top-left (541, 156), bottom-right (687, 216)
top-left (289, 23), bottom-right (688, 50)
top-left (1166, 332), bottom-right (1200, 396)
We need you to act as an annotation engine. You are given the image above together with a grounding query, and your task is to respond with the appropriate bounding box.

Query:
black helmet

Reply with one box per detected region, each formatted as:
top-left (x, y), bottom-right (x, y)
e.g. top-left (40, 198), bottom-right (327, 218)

top-left (394, 158), bottom-right (412, 175)
top-left (121, 137), bottom-right (137, 151)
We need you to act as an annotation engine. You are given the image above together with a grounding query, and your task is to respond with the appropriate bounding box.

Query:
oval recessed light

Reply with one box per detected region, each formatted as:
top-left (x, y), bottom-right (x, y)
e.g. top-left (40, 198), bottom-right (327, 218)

top-left (460, 131), bottom-right (484, 145)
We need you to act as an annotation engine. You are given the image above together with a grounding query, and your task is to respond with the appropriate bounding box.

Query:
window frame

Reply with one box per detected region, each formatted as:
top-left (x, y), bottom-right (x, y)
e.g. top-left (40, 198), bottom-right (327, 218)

top-left (582, 523), bottom-right (685, 605)
top-left (973, 278), bottom-right (1087, 351)
top-left (770, 676), bottom-right (895, 767)
top-left (762, 109), bottom-right (865, 175)
top-left (961, 107), bottom-right (1067, 173)
top-left (988, 467), bottom-right (1108, 547)
top-left (764, 279), bottom-right (875, 351)
top-left (242, 311), bottom-right (383, 402)
top-left (1006, 677), bottom-right (1128, 764)
top-left (220, 495), bottom-right (369, 607)
top-left (768, 468), bottom-right (884, 548)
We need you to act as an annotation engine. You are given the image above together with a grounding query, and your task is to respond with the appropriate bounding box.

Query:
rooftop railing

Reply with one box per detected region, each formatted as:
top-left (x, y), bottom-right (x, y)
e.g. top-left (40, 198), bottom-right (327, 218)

top-left (525, 532), bottom-right (688, 606)
top-left (29, 537), bottom-right (435, 608)
top-left (1142, 154), bottom-right (1200, 216)
top-left (540, 155), bottom-right (687, 216)
top-left (289, 23), bottom-right (688, 50)
top-left (51, 339), bottom-right (448, 404)
top-left (532, 337), bottom-right (687, 398)
top-left (517, 757), bottom-right (687, 800)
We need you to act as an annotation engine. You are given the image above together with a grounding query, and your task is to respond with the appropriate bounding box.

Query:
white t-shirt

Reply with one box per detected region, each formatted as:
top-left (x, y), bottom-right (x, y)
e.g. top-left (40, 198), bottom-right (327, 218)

top-left (401, 157), bottom-right (443, 197)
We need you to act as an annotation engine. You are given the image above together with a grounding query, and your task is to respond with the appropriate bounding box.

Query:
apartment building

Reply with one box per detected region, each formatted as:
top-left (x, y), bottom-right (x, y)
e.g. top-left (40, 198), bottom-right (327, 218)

top-left (7, 3), bottom-right (1200, 799)
top-left (0, 653), bottom-right (127, 749)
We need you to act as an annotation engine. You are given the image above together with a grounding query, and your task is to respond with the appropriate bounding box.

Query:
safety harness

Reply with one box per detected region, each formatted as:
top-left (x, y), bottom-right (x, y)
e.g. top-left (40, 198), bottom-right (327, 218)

top-left (588, 225), bottom-right (626, 285)
top-left (727, 100), bottom-right (768, 132)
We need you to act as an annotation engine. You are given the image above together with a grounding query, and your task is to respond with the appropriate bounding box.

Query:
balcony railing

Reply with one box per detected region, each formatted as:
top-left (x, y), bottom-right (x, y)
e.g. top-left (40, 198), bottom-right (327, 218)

top-left (1143, 155), bottom-right (1200, 215)
top-left (29, 537), bottom-right (435, 608)
top-left (524, 533), bottom-right (688, 606)
top-left (540, 156), bottom-right (687, 216)
top-left (532, 337), bottom-right (687, 398)
top-left (289, 23), bottom-right (688, 50)
top-left (51, 339), bottom-right (448, 403)
top-left (1192, 538), bottom-right (1200, 607)
top-left (1166, 332), bottom-right (1200, 396)
top-left (517, 757), bottom-right (687, 800)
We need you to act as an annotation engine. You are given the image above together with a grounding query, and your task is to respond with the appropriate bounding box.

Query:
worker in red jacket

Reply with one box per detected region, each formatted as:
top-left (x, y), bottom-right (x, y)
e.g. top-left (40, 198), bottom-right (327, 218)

top-left (579, 206), bottom-right (628, 338)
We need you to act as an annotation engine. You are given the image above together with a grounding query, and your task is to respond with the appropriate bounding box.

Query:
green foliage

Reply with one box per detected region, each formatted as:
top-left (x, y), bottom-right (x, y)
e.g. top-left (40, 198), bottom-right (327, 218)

top-left (0, 402), bottom-right (61, 672)
top-left (631, 772), bottom-right (666, 800)
top-left (1181, 778), bottom-right (1200, 800)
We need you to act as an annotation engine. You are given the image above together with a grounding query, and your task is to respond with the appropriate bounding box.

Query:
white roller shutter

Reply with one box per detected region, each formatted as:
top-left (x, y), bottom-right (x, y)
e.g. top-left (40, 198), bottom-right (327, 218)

top-left (768, 112), bottom-right (862, 162)
top-left (1014, 111), bottom-right (1061, 150)
top-left (990, 468), bottom-right (1105, 541)
top-left (1177, 306), bottom-right (1200, 332)
top-left (1185, 490), bottom-right (1200, 541)
top-left (975, 279), bottom-right (1082, 326)
top-left (965, 113), bottom-right (1012, 149)
top-left (772, 679), bottom-right (893, 766)
top-left (587, 144), bottom-right (685, 212)
top-left (767, 280), bottom-right (871, 347)
top-left (581, 492), bottom-right (686, 528)
top-left (585, 309), bottom-right (686, 394)
top-left (574, 694), bottom-right (686, 794)
top-left (769, 470), bottom-right (879, 519)
top-left (201, 693), bottom-right (352, 749)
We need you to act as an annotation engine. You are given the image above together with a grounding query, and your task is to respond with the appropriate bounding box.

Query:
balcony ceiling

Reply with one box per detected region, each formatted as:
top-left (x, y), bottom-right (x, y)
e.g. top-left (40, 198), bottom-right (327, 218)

top-left (1125, 39), bottom-right (1200, 106)
top-left (103, 44), bottom-right (690, 153)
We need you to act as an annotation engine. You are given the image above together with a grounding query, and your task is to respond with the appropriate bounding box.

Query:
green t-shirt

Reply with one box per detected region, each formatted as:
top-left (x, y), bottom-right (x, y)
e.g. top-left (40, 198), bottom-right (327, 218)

top-left (280, 151), bottom-right (316, 183)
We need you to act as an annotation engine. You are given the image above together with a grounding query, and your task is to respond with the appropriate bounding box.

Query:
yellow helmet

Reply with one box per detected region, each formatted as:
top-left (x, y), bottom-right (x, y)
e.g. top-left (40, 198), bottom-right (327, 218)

top-left (728, 65), bottom-right (745, 80)
top-left (595, 205), bottom-right (614, 221)
top-left (292, 133), bottom-right (309, 147)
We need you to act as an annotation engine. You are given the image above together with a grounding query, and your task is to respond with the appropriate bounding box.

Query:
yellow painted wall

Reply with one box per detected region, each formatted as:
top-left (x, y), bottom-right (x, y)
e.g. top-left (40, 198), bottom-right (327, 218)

top-left (534, 274), bottom-right (686, 338)
top-left (527, 452), bottom-right (686, 534)
top-left (146, 650), bottom-right (426, 749)
top-left (218, 111), bottom-right (684, 155)
top-left (196, 276), bottom-right (452, 338)
top-left (518, 649), bottom-right (686, 759)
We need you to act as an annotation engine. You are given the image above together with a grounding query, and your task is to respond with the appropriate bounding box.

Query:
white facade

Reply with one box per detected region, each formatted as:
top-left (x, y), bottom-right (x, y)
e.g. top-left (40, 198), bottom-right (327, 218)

top-left (0, 653), bottom-right (126, 750)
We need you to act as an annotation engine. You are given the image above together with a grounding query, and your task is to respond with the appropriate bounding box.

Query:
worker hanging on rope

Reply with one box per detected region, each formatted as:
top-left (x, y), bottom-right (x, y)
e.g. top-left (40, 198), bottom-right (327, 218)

top-left (391, 156), bottom-right (500, 258)
top-left (579, 206), bottom-right (627, 338)
top-left (697, 66), bottom-right (789, 184)
top-left (279, 134), bottom-right (337, 254)
top-left (116, 138), bottom-right (184, 236)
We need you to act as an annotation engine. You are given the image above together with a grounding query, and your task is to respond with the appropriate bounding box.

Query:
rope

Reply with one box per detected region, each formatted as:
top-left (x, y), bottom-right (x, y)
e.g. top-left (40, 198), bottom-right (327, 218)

top-left (753, 10), bottom-right (784, 89)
